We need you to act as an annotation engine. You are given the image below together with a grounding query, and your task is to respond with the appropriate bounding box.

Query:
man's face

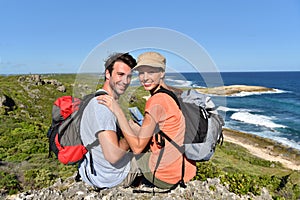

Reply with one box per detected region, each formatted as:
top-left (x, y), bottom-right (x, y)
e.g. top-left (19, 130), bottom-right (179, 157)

top-left (106, 61), bottom-right (132, 98)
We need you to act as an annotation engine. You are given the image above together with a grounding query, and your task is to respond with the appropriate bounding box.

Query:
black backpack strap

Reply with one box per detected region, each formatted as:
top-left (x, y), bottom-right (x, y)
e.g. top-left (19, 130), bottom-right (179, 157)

top-left (157, 131), bottom-right (186, 188)
top-left (153, 87), bottom-right (187, 188)
top-left (76, 90), bottom-right (107, 117)
top-left (74, 139), bottom-right (99, 182)
top-left (157, 130), bottom-right (184, 154)
top-left (151, 145), bottom-right (186, 194)
top-left (179, 155), bottom-right (186, 188)
top-left (152, 143), bottom-right (165, 194)
top-left (218, 130), bottom-right (224, 146)
top-left (154, 86), bottom-right (181, 110)
top-left (86, 140), bottom-right (99, 175)
top-left (85, 139), bottom-right (99, 151)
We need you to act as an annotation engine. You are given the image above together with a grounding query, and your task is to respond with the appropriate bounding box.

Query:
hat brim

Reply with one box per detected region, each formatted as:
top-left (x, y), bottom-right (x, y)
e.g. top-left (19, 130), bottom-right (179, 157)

top-left (133, 62), bottom-right (165, 71)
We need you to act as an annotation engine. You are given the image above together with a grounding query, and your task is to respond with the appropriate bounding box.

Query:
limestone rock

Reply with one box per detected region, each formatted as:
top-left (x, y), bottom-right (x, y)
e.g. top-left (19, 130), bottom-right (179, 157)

top-left (7, 174), bottom-right (272, 200)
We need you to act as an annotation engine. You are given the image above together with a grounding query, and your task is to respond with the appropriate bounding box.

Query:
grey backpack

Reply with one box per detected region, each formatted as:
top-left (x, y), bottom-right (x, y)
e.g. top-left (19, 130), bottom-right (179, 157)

top-left (151, 87), bottom-right (224, 189)
top-left (155, 87), bottom-right (224, 161)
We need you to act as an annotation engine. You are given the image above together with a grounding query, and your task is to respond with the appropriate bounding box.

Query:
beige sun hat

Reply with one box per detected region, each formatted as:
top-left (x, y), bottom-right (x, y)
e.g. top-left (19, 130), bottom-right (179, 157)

top-left (133, 52), bottom-right (166, 70)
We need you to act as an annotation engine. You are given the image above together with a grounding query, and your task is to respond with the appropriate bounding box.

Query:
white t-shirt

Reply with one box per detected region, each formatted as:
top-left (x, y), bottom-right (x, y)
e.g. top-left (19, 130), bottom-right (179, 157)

top-left (78, 92), bottom-right (131, 188)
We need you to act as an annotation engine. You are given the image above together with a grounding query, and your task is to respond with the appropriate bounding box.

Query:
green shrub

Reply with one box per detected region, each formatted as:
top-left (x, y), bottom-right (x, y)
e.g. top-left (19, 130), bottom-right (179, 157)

top-left (24, 168), bottom-right (58, 189)
top-left (220, 173), bottom-right (261, 195)
top-left (0, 171), bottom-right (21, 195)
top-left (193, 161), bottom-right (222, 181)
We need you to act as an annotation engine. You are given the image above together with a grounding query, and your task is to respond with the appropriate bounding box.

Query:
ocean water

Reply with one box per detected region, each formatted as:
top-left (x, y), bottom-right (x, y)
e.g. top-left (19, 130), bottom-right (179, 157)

top-left (152, 71), bottom-right (300, 150)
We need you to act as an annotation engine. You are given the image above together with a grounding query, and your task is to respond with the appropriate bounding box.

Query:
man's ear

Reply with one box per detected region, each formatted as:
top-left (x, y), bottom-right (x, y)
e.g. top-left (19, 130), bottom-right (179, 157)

top-left (105, 69), bottom-right (110, 80)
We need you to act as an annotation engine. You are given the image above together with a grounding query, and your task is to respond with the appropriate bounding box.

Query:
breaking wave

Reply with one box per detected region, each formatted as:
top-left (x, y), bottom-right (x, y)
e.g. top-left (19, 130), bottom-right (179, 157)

top-left (230, 111), bottom-right (286, 129)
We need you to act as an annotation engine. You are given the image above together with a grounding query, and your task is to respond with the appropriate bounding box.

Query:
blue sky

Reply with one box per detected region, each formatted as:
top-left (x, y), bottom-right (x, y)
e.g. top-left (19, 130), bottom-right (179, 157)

top-left (0, 0), bottom-right (300, 74)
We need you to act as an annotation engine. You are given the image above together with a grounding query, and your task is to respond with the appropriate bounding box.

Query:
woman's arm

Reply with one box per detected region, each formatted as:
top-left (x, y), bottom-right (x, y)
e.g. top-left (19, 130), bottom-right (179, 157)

top-left (97, 95), bottom-right (155, 154)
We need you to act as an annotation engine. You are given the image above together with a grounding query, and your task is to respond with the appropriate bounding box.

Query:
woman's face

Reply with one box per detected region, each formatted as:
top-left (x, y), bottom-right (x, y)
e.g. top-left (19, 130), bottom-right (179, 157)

top-left (137, 66), bottom-right (165, 91)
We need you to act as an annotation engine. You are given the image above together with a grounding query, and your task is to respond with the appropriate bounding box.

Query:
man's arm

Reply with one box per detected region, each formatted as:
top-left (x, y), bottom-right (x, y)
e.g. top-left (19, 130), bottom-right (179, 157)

top-left (98, 130), bottom-right (130, 164)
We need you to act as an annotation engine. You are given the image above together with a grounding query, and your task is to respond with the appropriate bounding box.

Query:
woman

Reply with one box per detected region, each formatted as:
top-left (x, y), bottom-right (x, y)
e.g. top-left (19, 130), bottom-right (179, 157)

top-left (97, 51), bottom-right (196, 189)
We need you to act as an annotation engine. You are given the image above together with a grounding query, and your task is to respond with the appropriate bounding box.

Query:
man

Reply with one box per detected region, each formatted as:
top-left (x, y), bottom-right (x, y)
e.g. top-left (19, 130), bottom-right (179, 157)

top-left (78, 52), bottom-right (140, 189)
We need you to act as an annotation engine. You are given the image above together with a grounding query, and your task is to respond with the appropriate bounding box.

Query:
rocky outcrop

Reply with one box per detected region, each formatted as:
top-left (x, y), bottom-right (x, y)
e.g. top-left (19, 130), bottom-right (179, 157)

top-left (196, 85), bottom-right (276, 96)
top-left (0, 75), bottom-right (68, 115)
top-left (56, 85), bottom-right (66, 92)
top-left (0, 93), bottom-right (16, 114)
top-left (18, 75), bottom-right (66, 93)
top-left (6, 173), bottom-right (272, 200)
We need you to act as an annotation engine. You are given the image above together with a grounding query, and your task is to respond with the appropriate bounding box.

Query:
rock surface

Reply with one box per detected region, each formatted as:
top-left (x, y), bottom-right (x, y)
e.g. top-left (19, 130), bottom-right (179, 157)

top-left (6, 173), bottom-right (272, 200)
top-left (0, 94), bottom-right (16, 114)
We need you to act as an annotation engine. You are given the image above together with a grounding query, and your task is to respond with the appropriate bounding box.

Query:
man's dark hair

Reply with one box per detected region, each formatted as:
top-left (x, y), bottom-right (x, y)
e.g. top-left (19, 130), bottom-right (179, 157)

top-left (104, 53), bottom-right (136, 80)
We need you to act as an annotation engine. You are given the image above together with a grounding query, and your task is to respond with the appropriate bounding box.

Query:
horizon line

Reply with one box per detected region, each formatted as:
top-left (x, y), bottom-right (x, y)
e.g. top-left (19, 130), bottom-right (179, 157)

top-left (1, 70), bottom-right (300, 76)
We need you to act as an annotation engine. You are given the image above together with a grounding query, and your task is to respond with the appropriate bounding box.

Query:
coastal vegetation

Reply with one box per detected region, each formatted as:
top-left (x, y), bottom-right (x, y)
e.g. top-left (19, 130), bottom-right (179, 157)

top-left (0, 74), bottom-right (299, 199)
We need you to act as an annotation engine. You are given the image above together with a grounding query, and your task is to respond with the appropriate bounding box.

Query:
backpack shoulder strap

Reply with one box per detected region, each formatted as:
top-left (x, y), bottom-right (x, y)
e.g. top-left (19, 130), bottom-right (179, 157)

top-left (154, 87), bottom-right (187, 188)
top-left (75, 90), bottom-right (108, 124)
top-left (154, 86), bottom-right (185, 153)
top-left (85, 139), bottom-right (99, 151)
top-left (78, 90), bottom-right (108, 113)
top-left (154, 86), bottom-right (181, 109)
top-left (158, 130), bottom-right (184, 153)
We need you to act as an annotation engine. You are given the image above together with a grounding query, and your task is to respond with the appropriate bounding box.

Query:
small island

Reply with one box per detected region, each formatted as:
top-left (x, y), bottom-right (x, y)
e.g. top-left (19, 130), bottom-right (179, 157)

top-left (195, 85), bottom-right (276, 96)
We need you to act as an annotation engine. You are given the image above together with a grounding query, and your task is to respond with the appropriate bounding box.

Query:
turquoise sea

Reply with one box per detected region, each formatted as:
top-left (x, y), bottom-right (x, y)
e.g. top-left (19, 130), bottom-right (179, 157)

top-left (132, 71), bottom-right (300, 150)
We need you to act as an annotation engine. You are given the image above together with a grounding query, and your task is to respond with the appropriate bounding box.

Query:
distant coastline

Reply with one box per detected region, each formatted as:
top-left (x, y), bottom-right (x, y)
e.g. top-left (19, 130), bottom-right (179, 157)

top-left (1, 70), bottom-right (300, 76)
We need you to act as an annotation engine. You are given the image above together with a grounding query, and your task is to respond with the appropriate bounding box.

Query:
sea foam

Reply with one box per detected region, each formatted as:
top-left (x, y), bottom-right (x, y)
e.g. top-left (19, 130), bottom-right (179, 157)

top-left (165, 78), bottom-right (193, 87)
top-left (230, 112), bottom-right (286, 129)
top-left (229, 89), bottom-right (286, 97)
top-left (217, 106), bottom-right (255, 113)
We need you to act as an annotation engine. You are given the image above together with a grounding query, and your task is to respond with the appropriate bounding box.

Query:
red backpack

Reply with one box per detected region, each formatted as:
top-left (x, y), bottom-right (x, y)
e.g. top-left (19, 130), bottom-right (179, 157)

top-left (47, 91), bottom-right (106, 165)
